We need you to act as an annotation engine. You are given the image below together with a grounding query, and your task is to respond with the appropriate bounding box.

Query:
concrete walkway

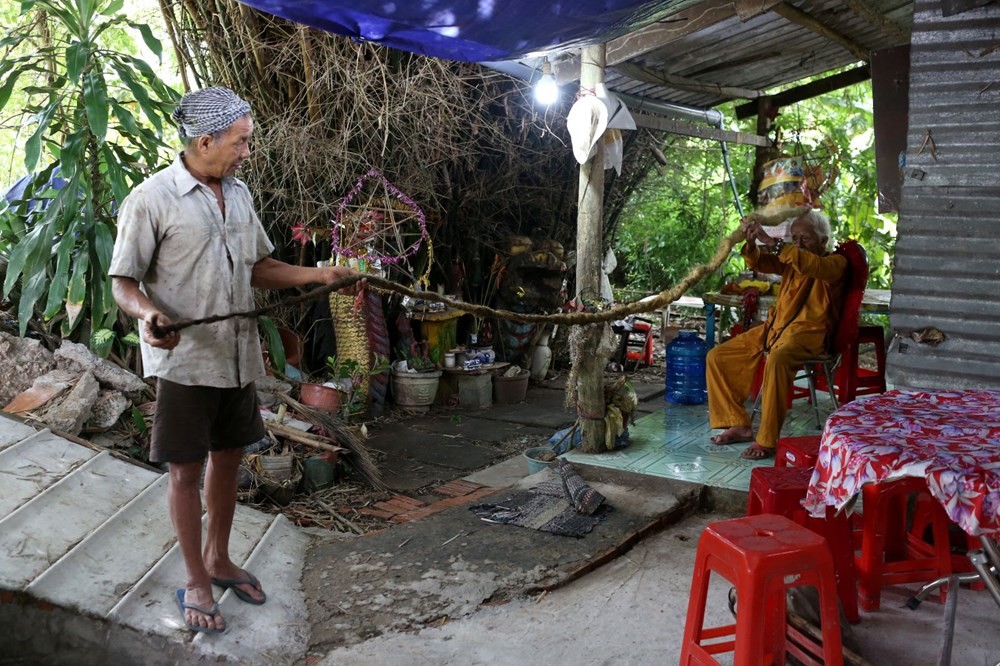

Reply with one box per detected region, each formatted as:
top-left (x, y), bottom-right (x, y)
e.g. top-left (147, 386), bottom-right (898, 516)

top-left (316, 511), bottom-right (1000, 666)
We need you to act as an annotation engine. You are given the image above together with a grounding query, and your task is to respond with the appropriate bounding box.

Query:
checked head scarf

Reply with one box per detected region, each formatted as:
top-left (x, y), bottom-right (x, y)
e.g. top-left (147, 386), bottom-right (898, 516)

top-left (172, 87), bottom-right (251, 141)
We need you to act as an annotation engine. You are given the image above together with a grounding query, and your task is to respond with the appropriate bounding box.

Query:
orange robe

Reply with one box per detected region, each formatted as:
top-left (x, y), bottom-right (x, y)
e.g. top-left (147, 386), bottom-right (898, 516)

top-left (706, 242), bottom-right (847, 448)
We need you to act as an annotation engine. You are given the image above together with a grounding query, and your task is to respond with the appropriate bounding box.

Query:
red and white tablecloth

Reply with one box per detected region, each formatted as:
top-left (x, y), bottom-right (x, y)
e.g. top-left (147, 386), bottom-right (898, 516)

top-left (803, 389), bottom-right (1000, 537)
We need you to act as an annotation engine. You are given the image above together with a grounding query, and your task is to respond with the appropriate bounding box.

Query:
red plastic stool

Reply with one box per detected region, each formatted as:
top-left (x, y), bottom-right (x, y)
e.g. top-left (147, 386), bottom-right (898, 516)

top-left (680, 513), bottom-right (844, 666)
top-left (855, 477), bottom-right (953, 611)
top-left (747, 466), bottom-right (860, 624)
top-left (775, 435), bottom-right (821, 469)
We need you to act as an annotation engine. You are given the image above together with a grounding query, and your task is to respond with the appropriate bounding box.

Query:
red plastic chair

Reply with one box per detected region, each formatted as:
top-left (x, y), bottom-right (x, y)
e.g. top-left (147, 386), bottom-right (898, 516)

top-left (680, 513), bottom-right (844, 665)
top-left (752, 240), bottom-right (869, 429)
top-left (624, 318), bottom-right (655, 368)
top-left (812, 324), bottom-right (887, 404)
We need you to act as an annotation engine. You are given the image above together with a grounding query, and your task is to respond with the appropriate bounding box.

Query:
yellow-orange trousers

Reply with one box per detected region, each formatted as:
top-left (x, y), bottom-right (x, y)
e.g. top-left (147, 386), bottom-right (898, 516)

top-left (706, 325), bottom-right (824, 449)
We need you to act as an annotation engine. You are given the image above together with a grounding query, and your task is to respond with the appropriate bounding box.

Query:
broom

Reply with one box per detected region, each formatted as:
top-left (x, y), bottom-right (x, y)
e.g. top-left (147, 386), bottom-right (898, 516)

top-left (276, 393), bottom-right (385, 491)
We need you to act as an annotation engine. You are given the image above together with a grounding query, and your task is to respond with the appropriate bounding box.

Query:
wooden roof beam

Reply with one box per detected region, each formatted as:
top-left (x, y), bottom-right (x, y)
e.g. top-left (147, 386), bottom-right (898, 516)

top-left (734, 65), bottom-right (871, 120)
top-left (771, 2), bottom-right (871, 63)
top-left (842, 0), bottom-right (910, 46)
top-left (632, 111), bottom-right (771, 147)
top-left (606, 0), bottom-right (784, 67)
top-left (613, 62), bottom-right (763, 100)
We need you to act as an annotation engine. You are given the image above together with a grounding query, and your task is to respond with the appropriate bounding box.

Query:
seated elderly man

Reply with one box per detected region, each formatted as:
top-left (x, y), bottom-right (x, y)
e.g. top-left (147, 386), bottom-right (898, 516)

top-left (707, 210), bottom-right (847, 459)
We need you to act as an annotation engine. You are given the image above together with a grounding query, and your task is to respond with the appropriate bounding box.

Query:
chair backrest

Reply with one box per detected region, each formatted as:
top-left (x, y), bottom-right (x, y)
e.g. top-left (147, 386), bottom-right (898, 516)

top-left (830, 240), bottom-right (869, 355)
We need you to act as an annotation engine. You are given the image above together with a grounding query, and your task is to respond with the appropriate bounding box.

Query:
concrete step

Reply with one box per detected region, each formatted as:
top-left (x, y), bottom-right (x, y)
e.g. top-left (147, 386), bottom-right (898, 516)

top-left (27, 473), bottom-right (172, 614)
top-left (0, 450), bottom-right (160, 589)
top-left (194, 514), bottom-right (312, 664)
top-left (0, 418), bottom-right (314, 664)
top-left (0, 414), bottom-right (39, 453)
top-left (107, 503), bottom-right (274, 638)
top-left (0, 429), bottom-right (97, 517)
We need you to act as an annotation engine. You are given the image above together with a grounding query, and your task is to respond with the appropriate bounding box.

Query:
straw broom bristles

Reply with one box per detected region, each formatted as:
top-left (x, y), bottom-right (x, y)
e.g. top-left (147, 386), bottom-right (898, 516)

top-left (276, 392), bottom-right (385, 491)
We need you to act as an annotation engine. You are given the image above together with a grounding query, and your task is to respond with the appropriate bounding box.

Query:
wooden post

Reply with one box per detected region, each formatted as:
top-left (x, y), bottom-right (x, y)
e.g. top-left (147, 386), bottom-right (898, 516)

top-left (576, 44), bottom-right (607, 454)
top-left (748, 95), bottom-right (776, 204)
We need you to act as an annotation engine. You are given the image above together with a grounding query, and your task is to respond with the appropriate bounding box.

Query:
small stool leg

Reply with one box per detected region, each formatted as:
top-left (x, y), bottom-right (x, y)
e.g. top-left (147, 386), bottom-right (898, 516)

top-left (817, 568), bottom-right (846, 666)
top-left (733, 576), bottom-right (776, 666)
top-left (857, 485), bottom-right (886, 611)
top-left (680, 549), bottom-right (713, 664)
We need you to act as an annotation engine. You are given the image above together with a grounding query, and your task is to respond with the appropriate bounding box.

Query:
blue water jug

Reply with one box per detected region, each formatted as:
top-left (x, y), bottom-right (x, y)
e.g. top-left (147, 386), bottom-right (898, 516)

top-left (665, 330), bottom-right (707, 405)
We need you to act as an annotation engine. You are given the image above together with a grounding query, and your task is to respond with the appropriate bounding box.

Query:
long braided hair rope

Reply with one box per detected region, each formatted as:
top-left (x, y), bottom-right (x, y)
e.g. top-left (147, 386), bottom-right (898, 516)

top-left (156, 227), bottom-right (750, 336)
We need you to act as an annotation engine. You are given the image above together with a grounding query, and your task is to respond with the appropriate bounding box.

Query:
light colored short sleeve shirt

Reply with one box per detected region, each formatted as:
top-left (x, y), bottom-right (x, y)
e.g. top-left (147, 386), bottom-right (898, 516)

top-left (109, 155), bottom-right (274, 388)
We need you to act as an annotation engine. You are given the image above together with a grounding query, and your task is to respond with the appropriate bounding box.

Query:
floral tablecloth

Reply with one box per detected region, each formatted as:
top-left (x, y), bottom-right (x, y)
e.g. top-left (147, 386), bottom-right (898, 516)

top-left (803, 389), bottom-right (1000, 536)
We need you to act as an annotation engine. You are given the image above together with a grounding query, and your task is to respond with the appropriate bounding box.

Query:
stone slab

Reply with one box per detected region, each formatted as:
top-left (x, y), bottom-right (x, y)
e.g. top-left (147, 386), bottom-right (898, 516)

top-left (0, 431), bottom-right (96, 518)
top-left (473, 386), bottom-right (576, 429)
top-left (0, 414), bottom-right (39, 453)
top-left (633, 380), bottom-right (665, 402)
top-left (28, 474), bottom-right (172, 614)
top-left (0, 451), bottom-right (160, 589)
top-left (461, 454), bottom-right (530, 488)
top-left (370, 424), bottom-right (506, 492)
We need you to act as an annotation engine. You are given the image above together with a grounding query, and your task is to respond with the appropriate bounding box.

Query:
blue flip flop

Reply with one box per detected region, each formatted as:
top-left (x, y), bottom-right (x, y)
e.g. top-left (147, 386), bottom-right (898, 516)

top-left (211, 570), bottom-right (266, 605)
top-left (175, 589), bottom-right (225, 634)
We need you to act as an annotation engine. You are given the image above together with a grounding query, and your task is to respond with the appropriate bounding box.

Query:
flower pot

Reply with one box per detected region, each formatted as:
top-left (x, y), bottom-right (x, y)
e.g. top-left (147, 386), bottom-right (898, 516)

top-left (391, 370), bottom-right (442, 413)
top-left (299, 382), bottom-right (342, 413)
top-left (493, 369), bottom-right (529, 404)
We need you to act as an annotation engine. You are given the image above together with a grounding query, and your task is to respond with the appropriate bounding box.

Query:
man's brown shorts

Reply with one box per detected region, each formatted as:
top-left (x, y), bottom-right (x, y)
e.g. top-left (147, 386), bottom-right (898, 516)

top-left (150, 378), bottom-right (266, 464)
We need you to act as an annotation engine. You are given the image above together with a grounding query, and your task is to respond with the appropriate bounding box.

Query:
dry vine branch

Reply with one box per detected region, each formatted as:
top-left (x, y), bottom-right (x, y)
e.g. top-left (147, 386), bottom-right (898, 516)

top-left (157, 227), bottom-right (746, 334)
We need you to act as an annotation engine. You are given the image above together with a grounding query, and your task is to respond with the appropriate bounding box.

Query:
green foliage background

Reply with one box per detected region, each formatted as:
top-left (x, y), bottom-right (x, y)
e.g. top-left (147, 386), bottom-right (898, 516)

top-left (613, 77), bottom-right (896, 298)
top-left (0, 0), bottom-right (179, 349)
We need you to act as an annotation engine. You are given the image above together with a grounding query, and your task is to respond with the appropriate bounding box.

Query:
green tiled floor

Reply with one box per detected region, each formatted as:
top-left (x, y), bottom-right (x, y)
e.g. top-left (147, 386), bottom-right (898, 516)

top-left (563, 392), bottom-right (829, 491)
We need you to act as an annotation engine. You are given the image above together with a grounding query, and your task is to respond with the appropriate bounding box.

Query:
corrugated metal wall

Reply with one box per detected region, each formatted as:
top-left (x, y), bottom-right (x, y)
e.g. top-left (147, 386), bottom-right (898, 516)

top-left (888, 0), bottom-right (1000, 389)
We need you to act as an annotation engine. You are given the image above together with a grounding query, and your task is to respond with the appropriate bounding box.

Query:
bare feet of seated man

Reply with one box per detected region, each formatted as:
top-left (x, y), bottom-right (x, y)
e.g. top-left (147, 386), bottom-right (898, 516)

top-left (710, 426), bottom-right (754, 446)
top-left (740, 442), bottom-right (775, 460)
top-left (710, 428), bottom-right (775, 459)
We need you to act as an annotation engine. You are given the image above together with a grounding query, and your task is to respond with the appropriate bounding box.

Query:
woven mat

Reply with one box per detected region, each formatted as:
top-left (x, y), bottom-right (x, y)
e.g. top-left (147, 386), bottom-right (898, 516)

top-left (470, 462), bottom-right (611, 537)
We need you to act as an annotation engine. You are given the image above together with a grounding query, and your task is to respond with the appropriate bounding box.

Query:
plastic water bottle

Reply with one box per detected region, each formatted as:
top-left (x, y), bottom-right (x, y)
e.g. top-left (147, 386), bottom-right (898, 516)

top-left (665, 330), bottom-right (707, 405)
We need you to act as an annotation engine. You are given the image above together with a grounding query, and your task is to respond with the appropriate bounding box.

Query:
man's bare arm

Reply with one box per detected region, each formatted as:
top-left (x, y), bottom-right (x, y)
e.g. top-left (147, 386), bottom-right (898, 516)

top-left (251, 257), bottom-right (364, 294)
top-left (111, 276), bottom-right (180, 349)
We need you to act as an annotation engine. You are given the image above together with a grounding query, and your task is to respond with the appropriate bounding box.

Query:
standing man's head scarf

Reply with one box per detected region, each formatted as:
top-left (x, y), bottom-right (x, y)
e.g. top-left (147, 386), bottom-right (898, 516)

top-left (172, 87), bottom-right (251, 144)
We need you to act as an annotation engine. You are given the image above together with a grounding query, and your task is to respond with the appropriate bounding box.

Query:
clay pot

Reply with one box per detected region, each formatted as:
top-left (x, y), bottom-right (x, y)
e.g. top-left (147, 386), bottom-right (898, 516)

top-left (299, 383), bottom-right (342, 413)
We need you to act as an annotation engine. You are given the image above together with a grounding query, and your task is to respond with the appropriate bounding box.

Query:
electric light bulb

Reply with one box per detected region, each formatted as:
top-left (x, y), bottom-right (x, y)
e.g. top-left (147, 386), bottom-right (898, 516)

top-left (534, 73), bottom-right (559, 105)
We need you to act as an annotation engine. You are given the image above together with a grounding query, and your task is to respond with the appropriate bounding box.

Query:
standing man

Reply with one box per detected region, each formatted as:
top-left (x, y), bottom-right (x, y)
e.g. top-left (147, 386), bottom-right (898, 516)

top-left (110, 87), bottom-right (360, 633)
top-left (706, 210), bottom-right (846, 459)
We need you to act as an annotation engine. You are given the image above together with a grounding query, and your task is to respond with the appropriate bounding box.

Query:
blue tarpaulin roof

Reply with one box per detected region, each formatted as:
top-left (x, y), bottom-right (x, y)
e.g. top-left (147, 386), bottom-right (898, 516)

top-left (234, 0), bottom-right (686, 62)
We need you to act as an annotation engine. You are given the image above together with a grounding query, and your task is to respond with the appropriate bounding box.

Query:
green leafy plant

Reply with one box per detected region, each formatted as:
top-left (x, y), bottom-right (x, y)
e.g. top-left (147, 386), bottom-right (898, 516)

top-left (325, 352), bottom-right (391, 417)
top-left (614, 76), bottom-right (895, 302)
top-left (0, 0), bottom-right (179, 342)
top-left (259, 315), bottom-right (287, 375)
